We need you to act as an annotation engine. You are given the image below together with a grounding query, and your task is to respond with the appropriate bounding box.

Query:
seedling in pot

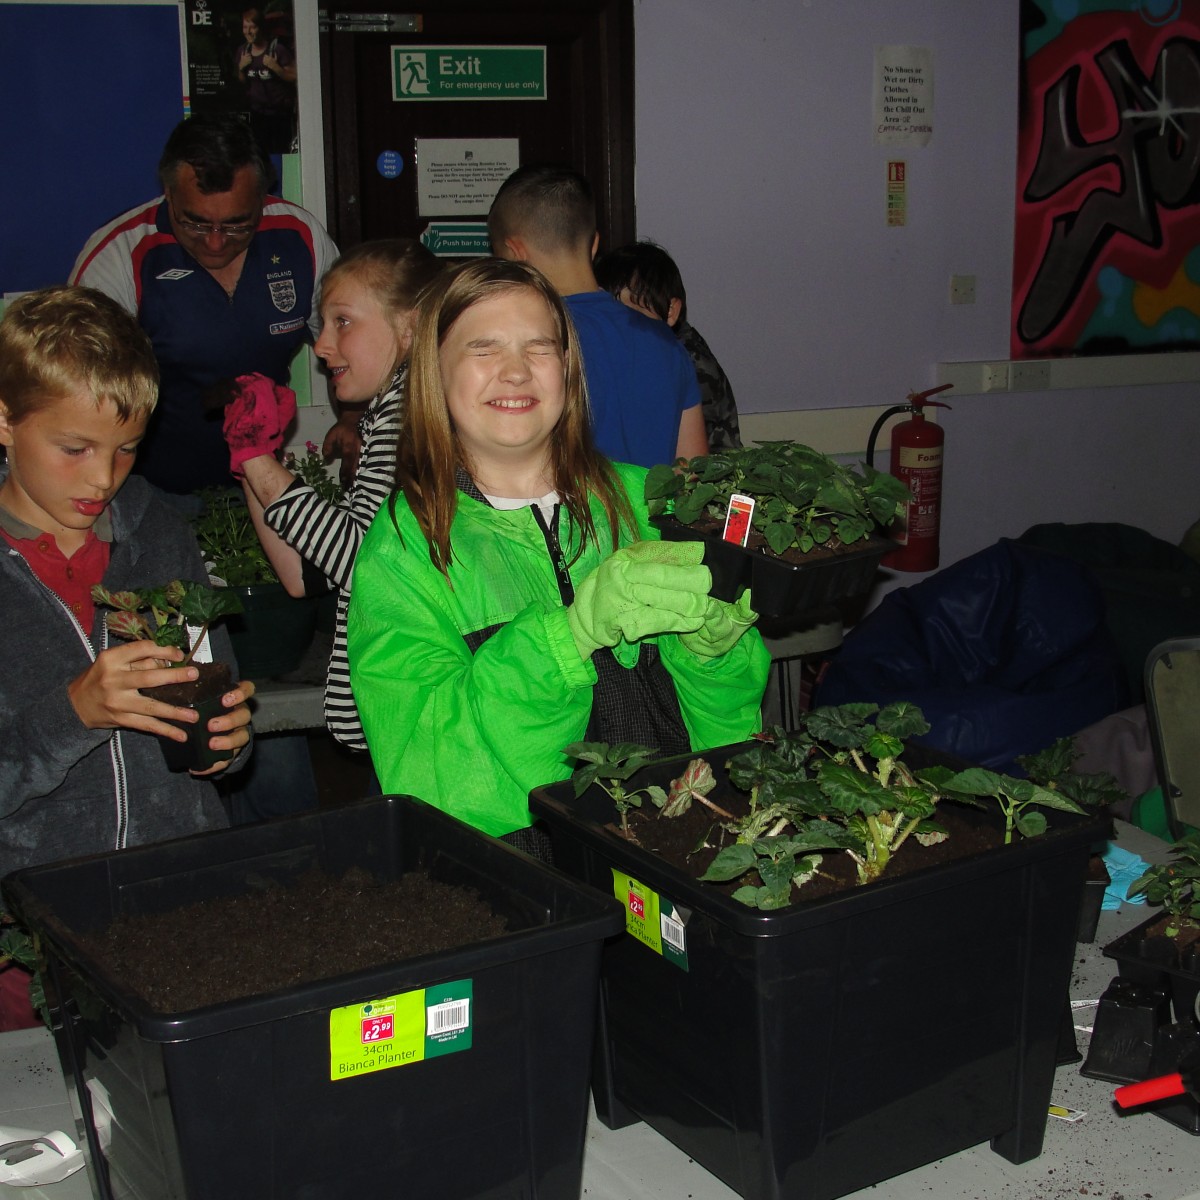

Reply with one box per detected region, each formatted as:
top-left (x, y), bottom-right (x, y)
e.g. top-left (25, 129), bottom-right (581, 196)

top-left (566, 742), bottom-right (671, 840)
top-left (707, 702), bottom-right (952, 897)
top-left (936, 765), bottom-right (1088, 844)
top-left (1129, 831), bottom-right (1200, 938)
top-left (92, 580), bottom-right (243, 666)
top-left (190, 489), bottom-right (278, 586)
top-left (1017, 736), bottom-right (1129, 812)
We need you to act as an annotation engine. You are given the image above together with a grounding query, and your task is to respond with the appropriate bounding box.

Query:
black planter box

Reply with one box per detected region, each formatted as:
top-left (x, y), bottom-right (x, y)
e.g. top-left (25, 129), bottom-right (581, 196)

top-left (651, 516), bottom-right (894, 616)
top-left (2, 797), bottom-right (624, 1200)
top-left (529, 745), bottom-right (1108, 1200)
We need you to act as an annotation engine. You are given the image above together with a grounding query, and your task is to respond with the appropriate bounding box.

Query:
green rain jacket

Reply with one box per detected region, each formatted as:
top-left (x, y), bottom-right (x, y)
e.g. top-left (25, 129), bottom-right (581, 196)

top-left (347, 462), bottom-right (769, 836)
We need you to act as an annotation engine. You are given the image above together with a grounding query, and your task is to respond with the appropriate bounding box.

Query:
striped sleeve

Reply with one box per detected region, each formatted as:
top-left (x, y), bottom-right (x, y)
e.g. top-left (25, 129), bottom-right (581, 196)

top-left (261, 371), bottom-right (404, 752)
top-left (261, 374), bottom-right (402, 589)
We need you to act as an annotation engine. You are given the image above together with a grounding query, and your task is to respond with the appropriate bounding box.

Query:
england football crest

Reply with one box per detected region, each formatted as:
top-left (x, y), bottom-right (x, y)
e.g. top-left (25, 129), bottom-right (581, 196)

top-left (269, 278), bottom-right (297, 313)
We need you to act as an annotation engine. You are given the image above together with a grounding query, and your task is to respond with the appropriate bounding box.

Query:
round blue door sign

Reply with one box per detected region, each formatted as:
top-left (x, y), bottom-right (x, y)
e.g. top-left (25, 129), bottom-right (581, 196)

top-left (376, 151), bottom-right (404, 179)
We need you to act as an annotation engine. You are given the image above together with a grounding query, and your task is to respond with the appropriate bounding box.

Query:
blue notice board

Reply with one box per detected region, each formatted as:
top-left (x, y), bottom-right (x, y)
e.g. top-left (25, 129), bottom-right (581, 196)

top-left (0, 2), bottom-right (184, 293)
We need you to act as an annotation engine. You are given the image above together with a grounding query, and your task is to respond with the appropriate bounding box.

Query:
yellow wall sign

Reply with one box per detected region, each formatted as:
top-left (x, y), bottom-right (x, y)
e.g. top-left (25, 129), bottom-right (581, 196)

top-left (329, 979), bottom-right (473, 1081)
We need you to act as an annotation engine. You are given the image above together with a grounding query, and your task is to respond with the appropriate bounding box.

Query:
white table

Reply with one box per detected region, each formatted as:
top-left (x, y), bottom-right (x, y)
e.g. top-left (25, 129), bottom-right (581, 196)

top-left (5, 822), bottom-right (1198, 1200)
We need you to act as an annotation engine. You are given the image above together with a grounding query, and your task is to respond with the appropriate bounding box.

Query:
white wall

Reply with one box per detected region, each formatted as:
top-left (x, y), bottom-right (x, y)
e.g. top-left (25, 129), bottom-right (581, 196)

top-left (630, 0), bottom-right (1200, 580)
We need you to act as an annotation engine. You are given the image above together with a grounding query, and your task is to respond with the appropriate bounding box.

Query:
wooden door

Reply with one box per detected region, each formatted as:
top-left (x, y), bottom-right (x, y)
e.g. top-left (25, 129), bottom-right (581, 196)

top-left (320, 0), bottom-right (634, 251)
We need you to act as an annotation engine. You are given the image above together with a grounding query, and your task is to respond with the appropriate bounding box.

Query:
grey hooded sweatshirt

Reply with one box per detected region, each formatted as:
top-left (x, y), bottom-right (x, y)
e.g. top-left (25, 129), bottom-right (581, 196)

top-left (0, 469), bottom-right (238, 887)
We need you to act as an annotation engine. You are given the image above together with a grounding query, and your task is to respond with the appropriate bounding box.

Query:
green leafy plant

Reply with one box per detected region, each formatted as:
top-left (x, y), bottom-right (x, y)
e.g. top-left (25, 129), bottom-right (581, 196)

top-left (0, 921), bottom-right (47, 1026)
top-left (566, 742), bottom-right (671, 838)
top-left (190, 489), bottom-right (278, 586)
top-left (1016, 736), bottom-right (1129, 812)
top-left (284, 440), bottom-right (344, 506)
top-left (567, 701), bottom-right (1095, 910)
top-left (700, 703), bottom-right (951, 904)
top-left (92, 579), bottom-right (243, 667)
top-left (935, 766), bottom-right (1088, 844)
top-left (644, 441), bottom-right (911, 556)
top-left (1128, 830), bottom-right (1200, 937)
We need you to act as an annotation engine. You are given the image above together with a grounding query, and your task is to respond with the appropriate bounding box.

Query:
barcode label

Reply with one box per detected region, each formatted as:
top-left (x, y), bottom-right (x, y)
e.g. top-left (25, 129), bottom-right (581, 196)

top-left (427, 998), bottom-right (470, 1036)
top-left (660, 912), bottom-right (687, 953)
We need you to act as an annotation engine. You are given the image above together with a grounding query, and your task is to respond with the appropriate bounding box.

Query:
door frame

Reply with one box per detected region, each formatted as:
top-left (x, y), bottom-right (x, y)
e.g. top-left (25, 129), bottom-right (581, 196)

top-left (315, 0), bottom-right (635, 250)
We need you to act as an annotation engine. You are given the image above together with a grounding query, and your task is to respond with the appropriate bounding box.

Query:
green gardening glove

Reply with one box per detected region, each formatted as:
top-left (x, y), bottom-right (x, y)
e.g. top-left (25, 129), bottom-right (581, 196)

top-left (567, 540), bottom-right (712, 660)
top-left (678, 588), bottom-right (759, 659)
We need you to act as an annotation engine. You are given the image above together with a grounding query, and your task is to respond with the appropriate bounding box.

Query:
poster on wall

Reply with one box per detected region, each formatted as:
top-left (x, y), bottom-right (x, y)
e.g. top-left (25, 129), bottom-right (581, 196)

top-left (872, 46), bottom-right (933, 147)
top-left (1013, 1), bottom-right (1200, 358)
top-left (183, 0), bottom-right (298, 154)
top-left (416, 138), bottom-right (520, 216)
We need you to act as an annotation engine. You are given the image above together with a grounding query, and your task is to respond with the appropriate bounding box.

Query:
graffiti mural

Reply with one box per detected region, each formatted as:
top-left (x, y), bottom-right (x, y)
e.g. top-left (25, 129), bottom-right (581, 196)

top-left (1013, 0), bottom-right (1200, 357)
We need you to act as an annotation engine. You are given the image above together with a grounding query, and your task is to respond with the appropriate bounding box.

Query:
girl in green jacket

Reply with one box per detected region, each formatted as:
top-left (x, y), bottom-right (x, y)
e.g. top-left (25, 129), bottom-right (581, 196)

top-left (347, 259), bottom-right (767, 852)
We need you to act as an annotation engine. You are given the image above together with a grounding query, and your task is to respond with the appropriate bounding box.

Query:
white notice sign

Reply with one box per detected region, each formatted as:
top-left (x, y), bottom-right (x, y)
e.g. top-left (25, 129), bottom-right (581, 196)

top-left (873, 46), bottom-right (933, 148)
top-left (416, 138), bottom-right (520, 217)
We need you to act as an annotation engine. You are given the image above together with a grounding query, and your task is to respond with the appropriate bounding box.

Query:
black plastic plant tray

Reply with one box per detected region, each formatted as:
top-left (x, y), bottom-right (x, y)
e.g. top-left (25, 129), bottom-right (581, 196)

top-left (652, 516), bottom-right (894, 616)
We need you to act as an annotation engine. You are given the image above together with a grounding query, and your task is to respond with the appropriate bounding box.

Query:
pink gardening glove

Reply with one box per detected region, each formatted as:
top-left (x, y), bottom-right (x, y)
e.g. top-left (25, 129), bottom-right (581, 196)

top-left (222, 373), bottom-right (298, 478)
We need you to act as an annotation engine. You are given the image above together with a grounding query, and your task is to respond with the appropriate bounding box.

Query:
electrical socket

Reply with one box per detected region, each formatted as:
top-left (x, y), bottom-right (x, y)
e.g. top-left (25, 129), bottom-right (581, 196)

top-left (950, 274), bottom-right (976, 305)
top-left (982, 362), bottom-right (1009, 391)
top-left (1010, 360), bottom-right (1052, 390)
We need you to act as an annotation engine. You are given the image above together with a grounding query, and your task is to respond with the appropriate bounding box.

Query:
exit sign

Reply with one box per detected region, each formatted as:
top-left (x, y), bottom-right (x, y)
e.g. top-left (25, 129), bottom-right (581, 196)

top-left (392, 46), bottom-right (546, 101)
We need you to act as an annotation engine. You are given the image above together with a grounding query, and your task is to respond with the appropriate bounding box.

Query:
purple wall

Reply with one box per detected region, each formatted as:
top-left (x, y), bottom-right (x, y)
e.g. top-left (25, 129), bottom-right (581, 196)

top-left (632, 0), bottom-right (1200, 573)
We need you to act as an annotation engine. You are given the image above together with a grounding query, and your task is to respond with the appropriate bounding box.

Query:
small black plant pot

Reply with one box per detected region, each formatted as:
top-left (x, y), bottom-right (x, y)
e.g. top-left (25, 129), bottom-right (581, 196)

top-left (1081, 977), bottom-right (1172, 1082)
top-left (224, 582), bottom-right (319, 679)
top-left (1103, 911), bottom-right (1200, 1029)
top-left (140, 661), bottom-right (233, 773)
top-left (651, 516), bottom-right (894, 617)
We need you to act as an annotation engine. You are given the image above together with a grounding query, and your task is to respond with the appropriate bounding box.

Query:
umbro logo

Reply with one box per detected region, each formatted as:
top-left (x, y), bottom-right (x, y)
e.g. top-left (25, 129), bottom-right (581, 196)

top-left (155, 268), bottom-right (194, 281)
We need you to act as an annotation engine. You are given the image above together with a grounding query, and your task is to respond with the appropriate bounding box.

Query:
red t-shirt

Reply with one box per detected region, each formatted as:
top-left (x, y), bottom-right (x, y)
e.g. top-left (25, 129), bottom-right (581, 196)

top-left (0, 521), bottom-right (112, 631)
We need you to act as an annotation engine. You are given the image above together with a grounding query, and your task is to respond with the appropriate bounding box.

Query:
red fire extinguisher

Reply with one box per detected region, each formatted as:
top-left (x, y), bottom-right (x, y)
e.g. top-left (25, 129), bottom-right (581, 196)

top-left (866, 383), bottom-right (953, 572)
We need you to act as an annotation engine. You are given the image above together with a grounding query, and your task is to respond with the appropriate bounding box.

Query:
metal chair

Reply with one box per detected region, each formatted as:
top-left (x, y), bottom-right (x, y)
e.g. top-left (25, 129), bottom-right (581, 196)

top-left (1144, 637), bottom-right (1200, 839)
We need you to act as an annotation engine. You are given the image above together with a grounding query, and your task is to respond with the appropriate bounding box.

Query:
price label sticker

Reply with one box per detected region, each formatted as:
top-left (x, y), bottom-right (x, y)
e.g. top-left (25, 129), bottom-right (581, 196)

top-left (722, 494), bottom-right (755, 547)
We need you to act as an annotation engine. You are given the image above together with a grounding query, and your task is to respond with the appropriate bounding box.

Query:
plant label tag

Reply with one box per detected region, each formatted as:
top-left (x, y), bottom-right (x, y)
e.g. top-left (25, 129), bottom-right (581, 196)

top-left (1047, 1102), bottom-right (1086, 1123)
top-left (722, 494), bottom-right (755, 547)
top-left (329, 979), bottom-right (473, 1080)
top-left (186, 625), bottom-right (213, 664)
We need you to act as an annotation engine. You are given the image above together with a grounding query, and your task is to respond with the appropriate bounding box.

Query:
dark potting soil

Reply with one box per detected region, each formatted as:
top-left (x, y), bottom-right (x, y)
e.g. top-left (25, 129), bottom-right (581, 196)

top-left (80, 867), bottom-right (509, 1012)
top-left (614, 783), bottom-right (1006, 902)
top-left (1137, 914), bottom-right (1200, 970)
top-left (139, 660), bottom-right (232, 706)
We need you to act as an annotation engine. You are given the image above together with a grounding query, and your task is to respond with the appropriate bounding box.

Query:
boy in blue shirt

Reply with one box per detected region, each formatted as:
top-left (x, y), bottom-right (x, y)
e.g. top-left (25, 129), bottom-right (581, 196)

top-left (488, 164), bottom-right (708, 469)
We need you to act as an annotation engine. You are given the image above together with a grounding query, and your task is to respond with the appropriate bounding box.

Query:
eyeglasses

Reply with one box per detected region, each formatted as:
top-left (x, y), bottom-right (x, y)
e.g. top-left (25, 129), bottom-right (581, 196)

top-left (168, 198), bottom-right (259, 241)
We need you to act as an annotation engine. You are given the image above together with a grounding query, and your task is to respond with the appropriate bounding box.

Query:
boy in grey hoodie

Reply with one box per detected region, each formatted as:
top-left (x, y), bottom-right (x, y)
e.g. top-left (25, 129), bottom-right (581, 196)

top-left (0, 286), bottom-right (255, 1023)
